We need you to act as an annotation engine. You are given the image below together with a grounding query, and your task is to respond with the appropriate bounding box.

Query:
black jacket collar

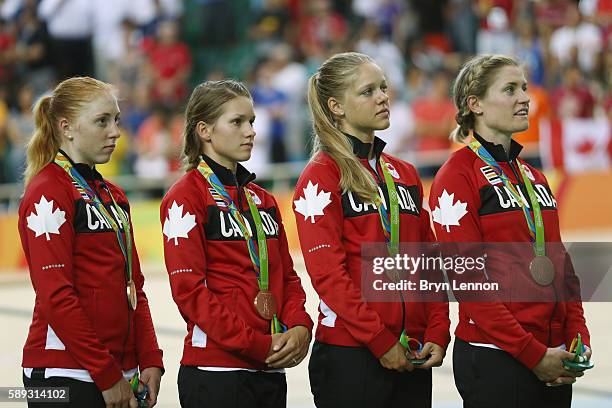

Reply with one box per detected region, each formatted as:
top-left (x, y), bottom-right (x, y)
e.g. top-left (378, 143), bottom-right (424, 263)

top-left (58, 149), bottom-right (103, 181)
top-left (345, 133), bottom-right (386, 160)
top-left (473, 132), bottom-right (523, 162)
top-left (202, 154), bottom-right (255, 187)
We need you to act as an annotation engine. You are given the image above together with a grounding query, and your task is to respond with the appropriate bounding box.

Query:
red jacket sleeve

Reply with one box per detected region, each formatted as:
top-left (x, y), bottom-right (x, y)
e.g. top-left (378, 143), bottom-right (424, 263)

top-left (161, 191), bottom-right (272, 362)
top-left (19, 189), bottom-right (123, 390)
top-left (293, 160), bottom-right (397, 358)
top-left (272, 196), bottom-right (314, 332)
top-left (429, 164), bottom-right (547, 369)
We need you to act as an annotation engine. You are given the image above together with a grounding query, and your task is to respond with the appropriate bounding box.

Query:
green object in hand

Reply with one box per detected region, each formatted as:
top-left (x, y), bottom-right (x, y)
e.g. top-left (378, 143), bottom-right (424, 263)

top-left (563, 333), bottom-right (594, 372)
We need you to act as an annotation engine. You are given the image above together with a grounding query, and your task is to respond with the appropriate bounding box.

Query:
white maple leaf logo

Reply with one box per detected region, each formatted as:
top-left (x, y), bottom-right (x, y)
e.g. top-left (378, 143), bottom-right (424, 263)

top-left (163, 201), bottom-right (196, 245)
top-left (432, 190), bottom-right (468, 232)
top-left (294, 181), bottom-right (332, 223)
top-left (26, 195), bottom-right (66, 241)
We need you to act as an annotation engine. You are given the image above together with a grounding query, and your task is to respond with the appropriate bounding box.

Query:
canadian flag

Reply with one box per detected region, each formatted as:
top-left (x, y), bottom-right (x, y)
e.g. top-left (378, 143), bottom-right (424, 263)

top-left (540, 118), bottom-right (612, 173)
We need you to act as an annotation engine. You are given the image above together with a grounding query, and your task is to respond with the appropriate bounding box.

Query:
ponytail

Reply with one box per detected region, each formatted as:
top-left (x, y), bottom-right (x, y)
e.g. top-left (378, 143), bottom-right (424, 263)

top-left (24, 96), bottom-right (61, 185)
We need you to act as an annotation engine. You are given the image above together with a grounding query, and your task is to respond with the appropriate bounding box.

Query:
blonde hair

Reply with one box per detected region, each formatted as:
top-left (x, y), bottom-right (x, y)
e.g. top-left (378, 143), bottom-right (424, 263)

top-left (182, 80), bottom-right (251, 171)
top-left (450, 54), bottom-right (520, 143)
top-left (24, 77), bottom-right (115, 185)
top-left (308, 52), bottom-right (378, 202)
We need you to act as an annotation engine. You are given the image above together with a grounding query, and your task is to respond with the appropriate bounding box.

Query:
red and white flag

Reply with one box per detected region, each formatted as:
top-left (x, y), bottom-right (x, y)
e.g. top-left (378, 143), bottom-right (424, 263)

top-left (540, 118), bottom-right (612, 173)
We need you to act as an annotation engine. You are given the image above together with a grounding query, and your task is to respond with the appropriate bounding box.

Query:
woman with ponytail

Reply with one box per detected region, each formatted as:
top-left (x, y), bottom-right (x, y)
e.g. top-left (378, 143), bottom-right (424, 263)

top-left (160, 80), bottom-right (312, 408)
top-left (19, 77), bottom-right (163, 407)
top-left (429, 54), bottom-right (591, 407)
top-left (293, 52), bottom-right (450, 408)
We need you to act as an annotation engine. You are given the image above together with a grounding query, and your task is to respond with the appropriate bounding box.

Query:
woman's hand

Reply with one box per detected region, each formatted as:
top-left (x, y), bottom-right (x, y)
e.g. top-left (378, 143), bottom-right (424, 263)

top-left (265, 326), bottom-right (311, 368)
top-left (139, 367), bottom-right (163, 407)
top-left (415, 342), bottom-right (446, 369)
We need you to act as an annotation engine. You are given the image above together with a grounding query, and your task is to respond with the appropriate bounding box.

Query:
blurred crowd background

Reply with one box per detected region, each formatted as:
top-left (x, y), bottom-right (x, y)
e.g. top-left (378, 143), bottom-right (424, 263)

top-left (0, 0), bottom-right (611, 191)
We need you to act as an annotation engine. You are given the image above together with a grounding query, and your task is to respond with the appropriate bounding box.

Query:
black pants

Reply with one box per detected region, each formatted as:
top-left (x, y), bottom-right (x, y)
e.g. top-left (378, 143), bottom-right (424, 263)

top-left (22, 368), bottom-right (105, 408)
top-left (309, 341), bottom-right (432, 408)
top-left (453, 338), bottom-right (572, 408)
top-left (178, 365), bottom-right (287, 408)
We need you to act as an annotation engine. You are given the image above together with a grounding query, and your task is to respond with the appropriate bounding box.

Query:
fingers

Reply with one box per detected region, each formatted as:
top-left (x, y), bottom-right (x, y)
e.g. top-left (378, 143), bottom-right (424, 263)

top-left (147, 386), bottom-right (158, 408)
top-left (416, 353), bottom-right (442, 369)
top-left (266, 343), bottom-right (294, 364)
top-left (268, 350), bottom-right (306, 368)
top-left (129, 396), bottom-right (138, 408)
top-left (560, 350), bottom-right (579, 361)
top-left (546, 376), bottom-right (577, 387)
top-left (271, 334), bottom-right (289, 353)
top-left (417, 342), bottom-right (434, 359)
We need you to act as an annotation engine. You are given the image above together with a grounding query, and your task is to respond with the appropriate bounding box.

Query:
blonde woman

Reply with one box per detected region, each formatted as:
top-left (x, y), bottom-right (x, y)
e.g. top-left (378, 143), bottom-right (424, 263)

top-left (293, 52), bottom-right (450, 408)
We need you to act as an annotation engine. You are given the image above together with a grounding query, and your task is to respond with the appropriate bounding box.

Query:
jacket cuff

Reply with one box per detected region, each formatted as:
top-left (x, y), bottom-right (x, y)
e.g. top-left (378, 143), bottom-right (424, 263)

top-left (243, 332), bottom-right (272, 363)
top-left (366, 327), bottom-right (397, 359)
top-left (284, 311), bottom-right (314, 332)
top-left (424, 329), bottom-right (451, 351)
top-left (92, 359), bottom-right (124, 391)
top-left (138, 349), bottom-right (165, 375)
top-left (515, 336), bottom-right (547, 369)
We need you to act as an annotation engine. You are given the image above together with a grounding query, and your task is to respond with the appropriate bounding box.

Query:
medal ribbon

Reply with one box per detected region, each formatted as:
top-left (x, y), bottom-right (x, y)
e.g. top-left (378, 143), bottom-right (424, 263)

top-left (54, 152), bottom-right (133, 284)
top-left (373, 157), bottom-right (400, 257)
top-left (197, 158), bottom-right (269, 291)
top-left (468, 139), bottom-right (545, 257)
top-left (371, 157), bottom-right (412, 344)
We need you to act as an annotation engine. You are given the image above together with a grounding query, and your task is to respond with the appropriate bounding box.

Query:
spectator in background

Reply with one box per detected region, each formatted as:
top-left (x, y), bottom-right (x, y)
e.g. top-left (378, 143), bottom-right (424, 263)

top-left (298, 0), bottom-right (348, 65)
top-left (5, 83), bottom-right (35, 183)
top-left (121, 82), bottom-right (152, 139)
top-left (146, 19), bottom-right (191, 109)
top-left (515, 19), bottom-right (546, 87)
top-left (411, 70), bottom-right (456, 155)
top-left (403, 66), bottom-right (428, 103)
top-left (0, 16), bottom-right (16, 89)
top-left (12, 4), bottom-right (54, 97)
top-left (249, 0), bottom-right (291, 58)
top-left (38, 0), bottom-right (95, 79)
top-left (551, 64), bottom-right (596, 118)
top-left (476, 7), bottom-right (516, 55)
top-left (91, 0), bottom-right (154, 82)
top-left (446, 0), bottom-right (478, 55)
top-left (268, 43), bottom-right (309, 161)
top-left (549, 3), bottom-right (603, 76)
top-left (134, 104), bottom-right (182, 181)
top-left (377, 85), bottom-right (415, 160)
top-left (0, 86), bottom-right (8, 183)
top-left (251, 59), bottom-right (289, 163)
top-left (356, 21), bottom-right (405, 91)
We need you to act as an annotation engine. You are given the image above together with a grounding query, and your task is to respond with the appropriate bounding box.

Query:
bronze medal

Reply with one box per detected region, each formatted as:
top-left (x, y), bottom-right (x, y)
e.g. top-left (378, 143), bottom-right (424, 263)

top-left (127, 280), bottom-right (137, 310)
top-left (254, 290), bottom-right (277, 320)
top-left (530, 255), bottom-right (555, 286)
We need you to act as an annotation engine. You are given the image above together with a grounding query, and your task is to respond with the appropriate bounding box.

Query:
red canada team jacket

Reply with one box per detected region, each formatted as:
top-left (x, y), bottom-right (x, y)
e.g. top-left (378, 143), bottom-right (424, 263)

top-left (161, 155), bottom-right (313, 369)
top-left (18, 156), bottom-right (163, 391)
top-left (429, 134), bottom-right (590, 369)
top-left (293, 135), bottom-right (450, 358)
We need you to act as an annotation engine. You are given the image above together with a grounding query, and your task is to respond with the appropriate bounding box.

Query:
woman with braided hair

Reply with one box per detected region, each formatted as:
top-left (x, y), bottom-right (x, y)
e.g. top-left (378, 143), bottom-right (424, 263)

top-left (429, 54), bottom-right (591, 407)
